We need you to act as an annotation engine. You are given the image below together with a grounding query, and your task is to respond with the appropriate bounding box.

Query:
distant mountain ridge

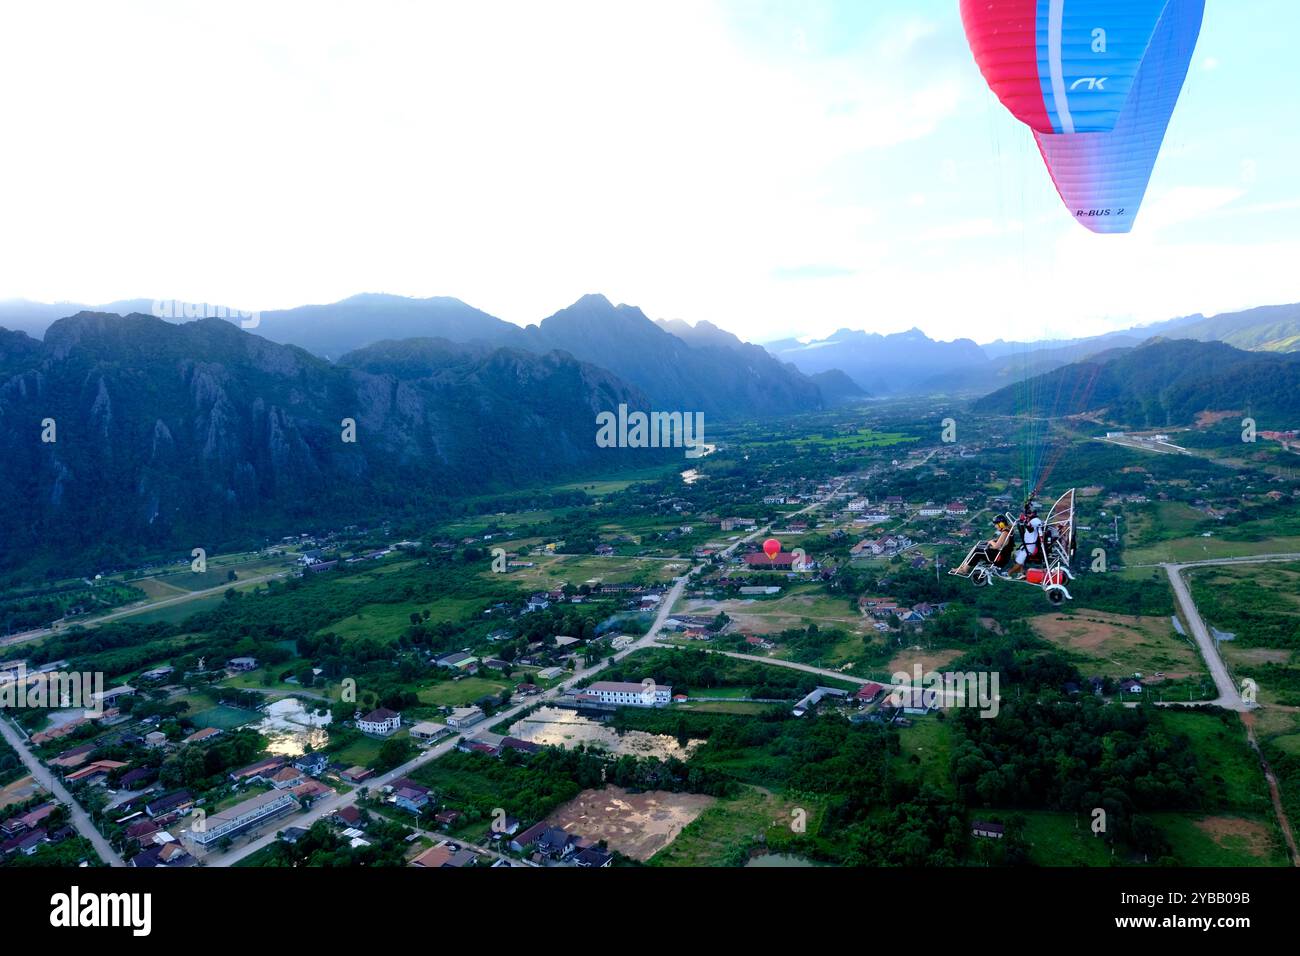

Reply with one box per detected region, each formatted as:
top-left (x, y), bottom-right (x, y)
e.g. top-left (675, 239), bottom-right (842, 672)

top-left (1, 293), bottom-right (829, 420)
top-left (529, 295), bottom-right (822, 419)
top-left (807, 369), bottom-right (871, 404)
top-left (769, 301), bottom-right (1300, 397)
top-left (765, 327), bottom-right (987, 395)
top-left (0, 312), bottom-right (653, 573)
top-left (261, 292), bottom-right (826, 418)
top-left (973, 338), bottom-right (1300, 427)
top-left (6, 294), bottom-right (1300, 403)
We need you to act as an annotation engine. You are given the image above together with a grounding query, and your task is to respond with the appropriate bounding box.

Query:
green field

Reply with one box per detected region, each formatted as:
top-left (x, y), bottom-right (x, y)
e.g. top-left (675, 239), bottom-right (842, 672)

top-left (1186, 562), bottom-right (1300, 704)
top-left (1013, 811), bottom-right (1115, 866)
top-left (1126, 535), bottom-right (1300, 565)
top-left (123, 592), bottom-right (229, 625)
top-left (649, 786), bottom-right (818, 867)
top-left (489, 553), bottom-right (685, 590)
top-left (417, 677), bottom-right (510, 707)
top-left (321, 599), bottom-right (482, 640)
top-left (681, 585), bottom-right (864, 641)
top-left (1150, 813), bottom-right (1288, 866)
top-left (1159, 711), bottom-right (1272, 814)
top-left (893, 716), bottom-right (953, 794)
top-left (553, 464), bottom-right (680, 495)
top-left (331, 734), bottom-right (387, 768)
top-left (190, 705), bottom-right (263, 730)
top-left (674, 701), bottom-right (779, 716)
top-left (1028, 610), bottom-right (1205, 682)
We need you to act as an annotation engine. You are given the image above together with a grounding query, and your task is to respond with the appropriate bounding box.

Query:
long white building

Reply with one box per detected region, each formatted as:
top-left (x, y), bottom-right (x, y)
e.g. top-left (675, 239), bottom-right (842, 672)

top-left (189, 790), bottom-right (299, 847)
top-left (582, 681), bottom-right (672, 707)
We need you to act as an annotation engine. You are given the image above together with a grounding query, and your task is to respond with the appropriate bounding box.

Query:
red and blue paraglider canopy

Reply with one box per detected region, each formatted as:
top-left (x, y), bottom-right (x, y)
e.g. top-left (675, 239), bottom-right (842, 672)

top-left (960, 0), bottom-right (1204, 233)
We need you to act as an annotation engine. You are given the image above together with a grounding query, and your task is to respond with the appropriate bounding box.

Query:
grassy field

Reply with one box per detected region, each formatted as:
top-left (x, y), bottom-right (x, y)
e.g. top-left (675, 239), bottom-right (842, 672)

top-left (122, 592), bottom-right (228, 625)
top-left (673, 700), bottom-right (780, 716)
top-left (1187, 561), bottom-right (1300, 619)
top-left (681, 586), bottom-right (864, 639)
top-left (190, 705), bottom-right (264, 730)
top-left (331, 734), bottom-right (387, 768)
top-left (1186, 562), bottom-right (1300, 704)
top-left (1159, 711), bottom-right (1272, 814)
top-left (892, 716), bottom-right (953, 795)
top-left (554, 467), bottom-right (679, 495)
top-left (1012, 811), bottom-right (1114, 866)
top-left (1028, 610), bottom-right (1203, 680)
top-left (1150, 813), bottom-right (1288, 866)
top-left (1126, 534), bottom-right (1300, 565)
top-left (487, 553), bottom-right (686, 591)
top-left (417, 677), bottom-right (510, 707)
top-left (320, 598), bottom-right (482, 641)
top-left (745, 428), bottom-right (916, 451)
top-left (649, 786), bottom-right (818, 867)
top-left (147, 555), bottom-right (289, 592)
top-left (132, 578), bottom-right (190, 600)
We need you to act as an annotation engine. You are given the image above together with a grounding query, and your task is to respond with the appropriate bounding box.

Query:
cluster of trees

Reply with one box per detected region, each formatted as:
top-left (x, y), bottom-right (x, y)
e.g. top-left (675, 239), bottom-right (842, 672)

top-left (252, 815), bottom-right (415, 867)
top-left (511, 603), bottom-right (612, 645)
top-left (624, 705), bottom-right (897, 805)
top-left (833, 787), bottom-right (970, 867)
top-left (0, 735), bottom-right (23, 787)
top-left (155, 729), bottom-right (264, 791)
top-left (950, 698), bottom-right (1203, 822)
top-left (411, 744), bottom-right (733, 833)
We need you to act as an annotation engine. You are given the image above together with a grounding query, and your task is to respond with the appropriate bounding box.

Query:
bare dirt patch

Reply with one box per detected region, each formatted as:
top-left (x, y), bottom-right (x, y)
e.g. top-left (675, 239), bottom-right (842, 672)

top-left (1225, 647), bottom-right (1292, 666)
top-left (683, 594), bottom-right (863, 631)
top-left (1193, 815), bottom-right (1275, 859)
top-left (0, 776), bottom-right (44, 810)
top-left (1195, 410), bottom-right (1240, 428)
top-left (543, 786), bottom-right (716, 861)
top-left (887, 647), bottom-right (962, 675)
top-left (1029, 611), bottom-right (1200, 676)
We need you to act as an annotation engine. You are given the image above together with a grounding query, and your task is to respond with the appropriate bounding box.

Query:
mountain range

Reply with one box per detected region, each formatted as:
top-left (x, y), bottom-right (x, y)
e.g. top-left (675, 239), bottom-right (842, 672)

top-left (973, 338), bottom-right (1300, 427)
top-left (6, 294), bottom-right (1300, 402)
top-left (2, 292), bottom-right (1298, 575)
top-left (0, 312), bottom-right (653, 573)
top-left (767, 302), bottom-right (1300, 396)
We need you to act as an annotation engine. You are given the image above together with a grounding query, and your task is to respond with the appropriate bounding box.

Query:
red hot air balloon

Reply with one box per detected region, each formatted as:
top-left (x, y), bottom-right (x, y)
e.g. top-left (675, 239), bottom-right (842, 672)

top-left (959, 0), bottom-right (1204, 233)
top-left (762, 538), bottom-right (781, 561)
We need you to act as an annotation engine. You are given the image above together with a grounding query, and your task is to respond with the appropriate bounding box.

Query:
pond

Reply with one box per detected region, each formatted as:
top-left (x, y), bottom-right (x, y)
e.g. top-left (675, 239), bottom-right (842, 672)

top-left (255, 696), bottom-right (331, 756)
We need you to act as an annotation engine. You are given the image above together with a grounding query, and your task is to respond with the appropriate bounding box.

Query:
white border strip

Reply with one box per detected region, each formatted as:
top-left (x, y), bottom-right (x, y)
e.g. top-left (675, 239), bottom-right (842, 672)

top-left (1048, 0), bottom-right (1075, 133)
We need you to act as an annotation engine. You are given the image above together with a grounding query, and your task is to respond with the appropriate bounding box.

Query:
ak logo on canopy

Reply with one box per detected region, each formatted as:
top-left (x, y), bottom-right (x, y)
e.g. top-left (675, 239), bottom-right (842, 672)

top-left (960, 0), bottom-right (1205, 233)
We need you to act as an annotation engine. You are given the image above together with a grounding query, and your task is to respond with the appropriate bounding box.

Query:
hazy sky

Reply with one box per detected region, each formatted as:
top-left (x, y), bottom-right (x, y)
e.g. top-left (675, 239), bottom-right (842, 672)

top-left (3, 1), bottom-right (1297, 342)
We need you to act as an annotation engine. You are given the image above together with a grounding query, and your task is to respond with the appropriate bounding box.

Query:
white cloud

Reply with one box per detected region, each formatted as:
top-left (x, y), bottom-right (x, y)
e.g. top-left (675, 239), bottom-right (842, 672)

top-left (0, 1), bottom-right (1295, 347)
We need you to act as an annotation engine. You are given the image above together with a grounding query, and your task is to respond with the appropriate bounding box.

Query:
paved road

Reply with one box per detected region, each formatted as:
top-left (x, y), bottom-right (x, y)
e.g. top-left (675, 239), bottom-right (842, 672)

top-left (206, 597), bottom-right (704, 868)
top-left (1164, 563), bottom-right (1242, 709)
top-left (1159, 555), bottom-right (1300, 712)
top-left (0, 715), bottom-right (125, 866)
top-left (2, 570), bottom-right (291, 647)
top-left (1127, 552), bottom-right (1300, 571)
top-left (208, 479), bottom-right (850, 866)
top-left (690, 648), bottom-right (867, 685)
